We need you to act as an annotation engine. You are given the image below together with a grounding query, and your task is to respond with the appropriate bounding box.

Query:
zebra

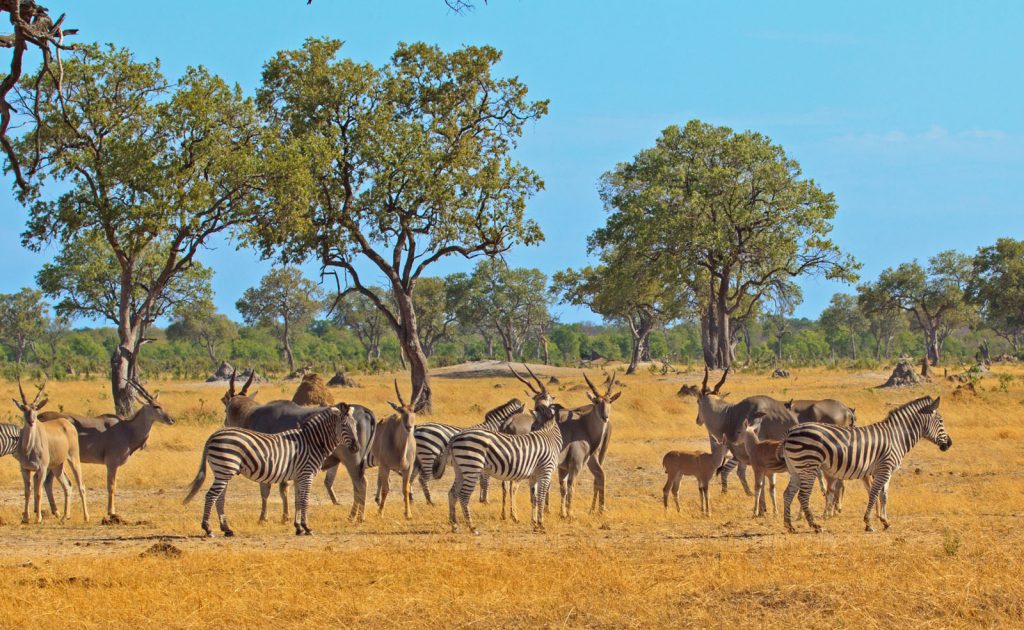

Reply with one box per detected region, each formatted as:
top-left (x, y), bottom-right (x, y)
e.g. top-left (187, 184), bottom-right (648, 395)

top-left (0, 423), bottom-right (19, 457)
top-left (183, 404), bottom-right (358, 537)
top-left (434, 415), bottom-right (563, 534)
top-left (782, 396), bottom-right (952, 533)
top-left (411, 398), bottom-right (526, 505)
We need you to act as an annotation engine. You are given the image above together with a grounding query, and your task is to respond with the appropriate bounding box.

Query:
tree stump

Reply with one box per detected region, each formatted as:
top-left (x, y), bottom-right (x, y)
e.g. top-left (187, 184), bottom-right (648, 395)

top-left (880, 360), bottom-right (923, 388)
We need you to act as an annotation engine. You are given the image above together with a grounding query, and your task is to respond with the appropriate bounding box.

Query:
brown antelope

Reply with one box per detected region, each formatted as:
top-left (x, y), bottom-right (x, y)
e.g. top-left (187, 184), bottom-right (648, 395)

top-left (662, 434), bottom-right (731, 515)
top-left (555, 371), bottom-right (621, 519)
top-left (736, 416), bottom-right (787, 517)
top-left (39, 380), bottom-right (174, 519)
top-left (369, 381), bottom-right (418, 520)
top-left (10, 380), bottom-right (88, 524)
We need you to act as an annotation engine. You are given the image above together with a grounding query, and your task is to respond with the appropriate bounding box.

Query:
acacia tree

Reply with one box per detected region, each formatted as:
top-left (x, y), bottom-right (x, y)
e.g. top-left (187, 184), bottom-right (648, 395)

top-left (969, 238), bottom-right (1024, 353)
top-left (237, 267), bottom-right (323, 373)
top-left (0, 287), bottom-right (47, 365)
top-left (334, 287), bottom-right (390, 361)
top-left (455, 259), bottom-right (550, 362)
top-left (856, 284), bottom-right (907, 360)
top-left (17, 46), bottom-right (267, 414)
top-left (249, 39), bottom-right (546, 411)
top-left (552, 250), bottom-right (688, 373)
top-left (759, 283), bottom-right (802, 363)
top-left (860, 251), bottom-right (976, 366)
top-left (819, 293), bottom-right (867, 361)
top-left (594, 120), bottom-right (859, 369)
top-left (166, 298), bottom-right (239, 365)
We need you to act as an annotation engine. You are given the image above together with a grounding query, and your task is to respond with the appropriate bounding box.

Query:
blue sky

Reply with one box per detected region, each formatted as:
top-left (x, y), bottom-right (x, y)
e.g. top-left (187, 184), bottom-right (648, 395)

top-left (1, 0), bottom-right (1021, 325)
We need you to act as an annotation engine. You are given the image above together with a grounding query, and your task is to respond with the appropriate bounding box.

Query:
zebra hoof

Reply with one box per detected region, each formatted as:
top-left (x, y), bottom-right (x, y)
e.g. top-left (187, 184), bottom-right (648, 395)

top-left (471, 528), bottom-right (481, 536)
top-left (865, 524), bottom-right (874, 532)
top-left (450, 524), bottom-right (459, 533)
top-left (223, 530), bottom-right (235, 538)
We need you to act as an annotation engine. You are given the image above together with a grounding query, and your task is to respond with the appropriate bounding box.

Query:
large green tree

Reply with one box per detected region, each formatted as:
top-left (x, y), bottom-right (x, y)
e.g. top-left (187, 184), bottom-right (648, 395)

top-left (16, 46), bottom-right (266, 414)
top-left (0, 287), bottom-right (48, 365)
top-left (593, 120), bottom-right (859, 369)
top-left (859, 251), bottom-right (976, 365)
top-left (247, 38), bottom-right (546, 411)
top-left (333, 287), bottom-right (390, 362)
top-left (969, 238), bottom-right (1024, 353)
top-left (166, 298), bottom-right (239, 365)
top-left (856, 284), bottom-right (907, 360)
top-left (237, 267), bottom-right (323, 373)
top-left (412, 277), bottom-right (460, 359)
top-left (819, 293), bottom-right (868, 361)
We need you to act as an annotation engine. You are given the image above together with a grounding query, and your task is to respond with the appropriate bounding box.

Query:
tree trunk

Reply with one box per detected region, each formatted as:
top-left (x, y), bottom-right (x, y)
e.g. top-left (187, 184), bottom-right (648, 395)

top-left (204, 338), bottom-right (217, 364)
top-left (282, 319), bottom-right (295, 372)
top-left (392, 287), bottom-right (433, 413)
top-left (110, 343), bottom-right (137, 417)
top-left (626, 317), bottom-right (654, 375)
top-left (926, 327), bottom-right (940, 366)
top-left (850, 336), bottom-right (857, 361)
top-left (541, 335), bottom-right (549, 366)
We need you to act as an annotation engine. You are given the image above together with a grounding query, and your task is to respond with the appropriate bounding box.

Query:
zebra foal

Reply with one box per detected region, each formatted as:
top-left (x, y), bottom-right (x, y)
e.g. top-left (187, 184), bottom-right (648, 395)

top-left (782, 396), bottom-right (952, 533)
top-left (435, 416), bottom-right (563, 534)
top-left (184, 404), bottom-right (357, 537)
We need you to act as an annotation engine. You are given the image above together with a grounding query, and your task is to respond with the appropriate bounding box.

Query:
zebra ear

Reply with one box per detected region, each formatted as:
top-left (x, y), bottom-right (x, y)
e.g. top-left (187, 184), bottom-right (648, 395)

top-left (927, 397), bottom-right (941, 412)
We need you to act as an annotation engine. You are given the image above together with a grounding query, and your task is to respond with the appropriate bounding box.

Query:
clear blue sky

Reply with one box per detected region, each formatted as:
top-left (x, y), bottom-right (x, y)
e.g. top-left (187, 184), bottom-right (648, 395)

top-left (2, 0), bottom-right (1021, 325)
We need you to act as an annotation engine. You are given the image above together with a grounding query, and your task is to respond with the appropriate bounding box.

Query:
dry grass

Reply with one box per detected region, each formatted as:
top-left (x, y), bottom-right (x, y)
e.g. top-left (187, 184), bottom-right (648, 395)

top-left (1, 366), bottom-right (1023, 628)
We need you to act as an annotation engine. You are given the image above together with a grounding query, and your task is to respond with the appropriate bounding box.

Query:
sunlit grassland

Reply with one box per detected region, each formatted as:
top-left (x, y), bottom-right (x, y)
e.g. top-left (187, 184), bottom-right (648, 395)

top-left (0, 366), bottom-right (1022, 628)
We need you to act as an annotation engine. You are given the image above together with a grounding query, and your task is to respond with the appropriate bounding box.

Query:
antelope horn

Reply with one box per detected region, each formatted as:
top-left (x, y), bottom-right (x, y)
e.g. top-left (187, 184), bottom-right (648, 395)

top-left (700, 366), bottom-right (710, 396)
top-left (606, 371), bottom-right (617, 396)
top-left (128, 379), bottom-right (154, 404)
top-left (522, 363), bottom-right (546, 393)
top-left (228, 369), bottom-right (237, 397)
top-left (31, 379), bottom-right (47, 408)
top-left (17, 377), bottom-right (27, 406)
top-left (582, 371), bottom-right (602, 397)
top-left (508, 364), bottom-right (540, 395)
top-left (394, 379), bottom-right (406, 408)
top-left (711, 367), bottom-right (730, 395)
top-left (240, 369), bottom-right (256, 395)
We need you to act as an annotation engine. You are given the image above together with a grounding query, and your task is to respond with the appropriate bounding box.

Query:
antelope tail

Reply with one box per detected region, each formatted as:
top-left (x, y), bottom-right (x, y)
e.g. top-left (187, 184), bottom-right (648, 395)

top-left (182, 442), bottom-right (210, 505)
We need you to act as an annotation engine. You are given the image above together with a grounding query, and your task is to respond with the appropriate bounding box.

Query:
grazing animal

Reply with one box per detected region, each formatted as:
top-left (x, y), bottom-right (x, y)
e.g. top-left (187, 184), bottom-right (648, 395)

top-left (40, 380), bottom-right (174, 518)
top-left (367, 382), bottom-right (419, 520)
top-left (782, 396), bottom-right (952, 533)
top-left (436, 414), bottom-right (563, 534)
top-left (694, 368), bottom-right (798, 496)
top-left (661, 434), bottom-right (731, 515)
top-left (785, 397), bottom-right (858, 512)
top-left (411, 398), bottom-right (526, 506)
top-left (736, 417), bottom-right (787, 517)
top-left (184, 404), bottom-right (357, 537)
top-left (10, 380), bottom-right (89, 524)
top-left (555, 371), bottom-right (621, 519)
top-left (221, 370), bottom-right (376, 523)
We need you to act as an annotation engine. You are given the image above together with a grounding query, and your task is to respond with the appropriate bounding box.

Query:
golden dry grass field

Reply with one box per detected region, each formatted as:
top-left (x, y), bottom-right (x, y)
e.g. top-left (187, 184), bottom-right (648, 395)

top-left (0, 364), bottom-right (1022, 628)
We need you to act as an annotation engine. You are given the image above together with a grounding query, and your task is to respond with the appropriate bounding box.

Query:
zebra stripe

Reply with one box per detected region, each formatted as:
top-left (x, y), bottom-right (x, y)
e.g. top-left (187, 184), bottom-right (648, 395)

top-left (0, 423), bottom-right (19, 458)
top-left (183, 405), bottom-right (357, 537)
top-left (438, 416), bottom-right (563, 534)
top-left (782, 396), bottom-right (951, 533)
top-left (410, 398), bottom-right (526, 504)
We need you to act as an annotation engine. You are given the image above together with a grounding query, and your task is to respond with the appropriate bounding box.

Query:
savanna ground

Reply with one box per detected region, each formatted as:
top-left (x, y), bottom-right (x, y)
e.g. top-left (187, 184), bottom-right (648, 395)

top-left (0, 363), bottom-right (1022, 628)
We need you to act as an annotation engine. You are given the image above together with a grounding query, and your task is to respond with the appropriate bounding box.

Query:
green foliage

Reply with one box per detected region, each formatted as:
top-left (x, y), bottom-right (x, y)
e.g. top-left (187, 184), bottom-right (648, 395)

top-left (0, 288), bottom-right (49, 365)
top-left (237, 267), bottom-right (324, 370)
top-left (969, 238), bottom-right (1024, 351)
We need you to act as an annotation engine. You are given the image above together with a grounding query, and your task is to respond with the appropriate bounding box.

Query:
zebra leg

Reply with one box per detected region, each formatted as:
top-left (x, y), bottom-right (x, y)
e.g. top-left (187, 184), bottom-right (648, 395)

top-left (736, 461), bottom-right (753, 496)
top-left (719, 458), bottom-right (736, 494)
top-left (816, 470), bottom-right (827, 495)
top-left (783, 476), bottom-right (799, 532)
top-left (878, 479), bottom-right (891, 530)
top-left (534, 471), bottom-right (552, 532)
top-left (797, 474), bottom-right (822, 533)
top-left (479, 474), bottom-right (490, 504)
top-left (448, 474), bottom-right (460, 533)
top-left (864, 471), bottom-right (890, 532)
top-left (258, 483), bottom-right (270, 523)
top-left (279, 481), bottom-right (290, 524)
top-left (216, 483), bottom-right (234, 537)
top-left (323, 464), bottom-right (340, 505)
top-left (417, 461), bottom-right (435, 506)
top-left (294, 473), bottom-right (314, 535)
top-left (587, 456), bottom-right (606, 515)
top-left (460, 470), bottom-right (480, 535)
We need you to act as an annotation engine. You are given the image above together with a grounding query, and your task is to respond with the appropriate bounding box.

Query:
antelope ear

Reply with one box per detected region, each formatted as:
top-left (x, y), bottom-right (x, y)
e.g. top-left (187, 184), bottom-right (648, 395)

top-left (586, 391), bottom-right (597, 403)
top-left (609, 391), bottom-right (622, 403)
top-left (785, 399), bottom-right (793, 409)
top-left (388, 401), bottom-right (402, 413)
top-left (11, 399), bottom-right (22, 410)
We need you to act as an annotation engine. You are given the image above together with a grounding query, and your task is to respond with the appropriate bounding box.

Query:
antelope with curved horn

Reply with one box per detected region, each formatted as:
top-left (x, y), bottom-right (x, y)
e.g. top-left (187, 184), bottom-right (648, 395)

top-left (11, 379), bottom-right (88, 524)
top-left (367, 380), bottom-right (419, 519)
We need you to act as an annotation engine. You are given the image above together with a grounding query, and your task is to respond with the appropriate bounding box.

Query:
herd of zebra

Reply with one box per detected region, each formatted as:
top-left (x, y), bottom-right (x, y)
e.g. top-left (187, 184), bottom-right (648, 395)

top-left (2, 364), bottom-right (952, 537)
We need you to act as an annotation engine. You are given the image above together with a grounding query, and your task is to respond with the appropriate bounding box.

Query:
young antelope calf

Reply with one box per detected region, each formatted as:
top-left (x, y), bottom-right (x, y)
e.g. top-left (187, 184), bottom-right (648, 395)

top-left (738, 416), bottom-right (788, 517)
top-left (662, 434), bottom-right (730, 516)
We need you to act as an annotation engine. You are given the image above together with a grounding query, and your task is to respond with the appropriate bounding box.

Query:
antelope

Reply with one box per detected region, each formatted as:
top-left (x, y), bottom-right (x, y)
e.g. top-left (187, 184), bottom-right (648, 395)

top-left (10, 379), bottom-right (89, 524)
top-left (369, 381), bottom-right (418, 520)
top-left (736, 416), bottom-right (787, 517)
top-left (694, 367), bottom-right (798, 503)
top-left (221, 370), bottom-right (377, 523)
top-left (662, 434), bottom-right (731, 515)
top-left (39, 380), bottom-right (175, 519)
top-left (555, 371), bottom-right (621, 519)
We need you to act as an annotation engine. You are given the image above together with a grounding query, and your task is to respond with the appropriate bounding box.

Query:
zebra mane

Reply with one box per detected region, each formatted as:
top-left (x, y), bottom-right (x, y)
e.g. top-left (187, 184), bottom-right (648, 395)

top-left (882, 396), bottom-right (936, 422)
top-left (298, 406), bottom-right (340, 428)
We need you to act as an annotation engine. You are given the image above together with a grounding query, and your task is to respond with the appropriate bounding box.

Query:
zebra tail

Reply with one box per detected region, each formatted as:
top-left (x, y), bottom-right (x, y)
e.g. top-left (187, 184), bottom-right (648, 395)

top-left (432, 442), bottom-right (451, 480)
top-left (182, 442), bottom-right (210, 505)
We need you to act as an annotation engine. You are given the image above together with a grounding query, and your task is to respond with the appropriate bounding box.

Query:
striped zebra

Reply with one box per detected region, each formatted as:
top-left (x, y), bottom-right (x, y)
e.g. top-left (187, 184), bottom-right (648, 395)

top-left (434, 415), bottom-right (563, 534)
top-left (0, 423), bottom-right (19, 458)
top-left (411, 398), bottom-right (526, 505)
top-left (183, 404), bottom-right (358, 537)
top-left (782, 396), bottom-right (952, 533)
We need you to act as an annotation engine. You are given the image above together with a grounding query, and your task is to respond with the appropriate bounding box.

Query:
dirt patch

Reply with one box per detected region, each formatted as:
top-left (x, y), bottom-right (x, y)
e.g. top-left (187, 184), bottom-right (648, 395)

top-left (140, 541), bottom-right (183, 559)
top-left (433, 360), bottom-right (578, 379)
